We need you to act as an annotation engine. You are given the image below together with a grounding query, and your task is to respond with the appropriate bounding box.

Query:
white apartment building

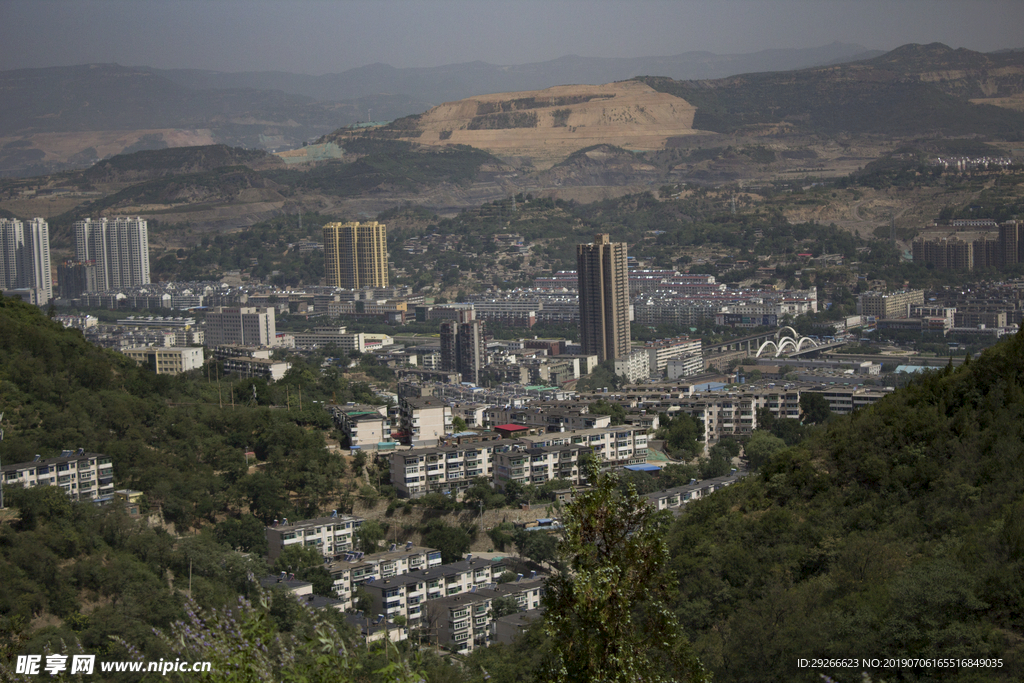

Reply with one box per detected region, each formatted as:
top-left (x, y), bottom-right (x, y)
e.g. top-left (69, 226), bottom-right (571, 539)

top-left (204, 307), bottom-right (278, 347)
top-left (292, 326), bottom-right (393, 352)
top-left (74, 217), bottom-right (150, 290)
top-left (123, 346), bottom-right (205, 375)
top-left (399, 396), bottom-right (453, 448)
top-left (666, 355), bottom-right (705, 379)
top-left (424, 576), bottom-right (545, 653)
top-left (613, 350), bottom-right (650, 384)
top-left (222, 356), bottom-right (291, 382)
top-left (483, 406), bottom-right (612, 432)
top-left (641, 336), bottom-right (703, 374)
top-left (328, 404), bottom-right (392, 451)
top-left (366, 557), bottom-right (514, 628)
top-left (390, 441), bottom-right (502, 498)
top-left (491, 426), bottom-right (649, 489)
top-left (519, 426), bottom-right (649, 470)
top-left (326, 542), bottom-right (443, 610)
top-left (1, 449), bottom-right (114, 501)
top-left (265, 513), bottom-right (364, 561)
top-left (0, 217), bottom-right (52, 304)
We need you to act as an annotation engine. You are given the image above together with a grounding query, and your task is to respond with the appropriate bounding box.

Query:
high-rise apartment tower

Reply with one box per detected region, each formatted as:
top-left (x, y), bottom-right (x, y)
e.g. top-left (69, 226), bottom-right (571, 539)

top-left (440, 319), bottom-right (486, 384)
top-left (74, 217), bottom-right (150, 291)
top-left (577, 234), bottom-right (630, 362)
top-left (0, 217), bottom-right (52, 304)
top-left (323, 221), bottom-right (389, 289)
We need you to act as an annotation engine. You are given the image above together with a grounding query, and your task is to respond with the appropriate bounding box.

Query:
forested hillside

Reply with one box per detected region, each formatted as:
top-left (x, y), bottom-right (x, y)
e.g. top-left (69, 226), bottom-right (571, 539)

top-left (668, 329), bottom-right (1024, 681)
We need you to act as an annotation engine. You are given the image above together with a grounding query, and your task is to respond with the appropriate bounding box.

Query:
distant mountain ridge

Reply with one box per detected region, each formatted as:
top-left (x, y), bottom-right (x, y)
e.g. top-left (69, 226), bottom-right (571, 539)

top-left (148, 42), bottom-right (881, 103)
top-left (637, 42), bottom-right (1024, 136)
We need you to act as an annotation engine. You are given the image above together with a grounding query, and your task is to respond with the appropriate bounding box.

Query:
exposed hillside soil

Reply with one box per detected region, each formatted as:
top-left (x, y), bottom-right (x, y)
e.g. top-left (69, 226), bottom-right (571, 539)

top-left (363, 81), bottom-right (703, 170)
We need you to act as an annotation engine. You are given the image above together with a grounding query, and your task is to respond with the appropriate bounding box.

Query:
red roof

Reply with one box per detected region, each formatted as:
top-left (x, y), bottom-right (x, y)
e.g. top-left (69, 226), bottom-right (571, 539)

top-left (494, 424), bottom-right (528, 431)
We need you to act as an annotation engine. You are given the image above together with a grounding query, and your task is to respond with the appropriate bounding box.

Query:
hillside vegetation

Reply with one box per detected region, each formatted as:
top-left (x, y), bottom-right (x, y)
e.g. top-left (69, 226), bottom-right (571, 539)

top-left (667, 330), bottom-right (1024, 681)
top-left (80, 144), bottom-right (282, 184)
top-left (638, 43), bottom-right (1024, 137)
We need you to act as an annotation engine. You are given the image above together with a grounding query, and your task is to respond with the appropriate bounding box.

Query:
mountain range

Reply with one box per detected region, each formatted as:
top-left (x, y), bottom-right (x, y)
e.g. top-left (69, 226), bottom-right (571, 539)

top-left (0, 43), bottom-right (880, 177)
top-left (147, 42), bottom-right (881, 104)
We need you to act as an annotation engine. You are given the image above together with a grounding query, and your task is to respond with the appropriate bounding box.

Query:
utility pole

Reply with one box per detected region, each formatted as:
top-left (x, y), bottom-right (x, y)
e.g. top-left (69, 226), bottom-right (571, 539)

top-left (0, 413), bottom-right (5, 511)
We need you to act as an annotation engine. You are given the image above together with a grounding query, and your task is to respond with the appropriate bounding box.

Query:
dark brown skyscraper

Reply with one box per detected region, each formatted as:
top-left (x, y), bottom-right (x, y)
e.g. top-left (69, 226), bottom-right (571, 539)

top-left (577, 233), bottom-right (630, 362)
top-left (440, 319), bottom-right (486, 384)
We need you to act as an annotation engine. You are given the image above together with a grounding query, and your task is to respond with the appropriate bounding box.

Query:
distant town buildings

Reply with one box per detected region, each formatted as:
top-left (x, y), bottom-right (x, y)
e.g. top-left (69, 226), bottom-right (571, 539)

top-left (323, 221), bottom-right (389, 289)
top-left (74, 217), bottom-right (151, 290)
top-left (912, 220), bottom-right (1024, 271)
top-left (0, 217), bottom-right (52, 304)
top-left (857, 289), bottom-right (925, 319)
top-left (577, 234), bottom-right (631, 362)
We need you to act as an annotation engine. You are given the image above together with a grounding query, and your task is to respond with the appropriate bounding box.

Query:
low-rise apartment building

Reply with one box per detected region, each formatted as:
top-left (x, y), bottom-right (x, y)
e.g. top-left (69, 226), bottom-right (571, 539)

top-left (423, 577), bottom-right (546, 653)
top-left (362, 556), bottom-right (511, 627)
top-left (222, 356), bottom-right (292, 381)
top-left (1, 449), bottom-right (113, 501)
top-left (123, 346), bottom-right (204, 375)
top-left (398, 396), bottom-right (453, 448)
top-left (389, 441), bottom-right (507, 497)
top-left (265, 512), bottom-right (363, 561)
top-left (326, 542), bottom-right (443, 609)
top-left (613, 350), bottom-right (650, 384)
top-left (328, 403), bottom-right (393, 451)
top-left (641, 336), bottom-right (703, 374)
top-left (483, 405), bottom-right (612, 433)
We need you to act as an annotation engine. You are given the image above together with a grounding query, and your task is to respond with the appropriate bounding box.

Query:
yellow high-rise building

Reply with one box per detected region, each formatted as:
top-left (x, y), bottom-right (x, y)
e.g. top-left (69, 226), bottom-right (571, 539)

top-left (323, 221), bottom-right (389, 289)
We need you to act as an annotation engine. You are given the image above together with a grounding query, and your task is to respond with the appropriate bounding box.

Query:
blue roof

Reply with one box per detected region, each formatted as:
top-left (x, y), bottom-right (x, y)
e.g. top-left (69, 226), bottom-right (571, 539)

top-left (625, 464), bottom-right (662, 472)
top-left (895, 365), bottom-right (931, 374)
top-left (452, 431), bottom-right (479, 437)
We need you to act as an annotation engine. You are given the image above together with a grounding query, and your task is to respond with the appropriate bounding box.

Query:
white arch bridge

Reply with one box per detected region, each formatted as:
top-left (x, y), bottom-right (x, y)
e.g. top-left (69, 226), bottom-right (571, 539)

top-left (755, 328), bottom-right (845, 358)
top-left (703, 327), bottom-right (848, 359)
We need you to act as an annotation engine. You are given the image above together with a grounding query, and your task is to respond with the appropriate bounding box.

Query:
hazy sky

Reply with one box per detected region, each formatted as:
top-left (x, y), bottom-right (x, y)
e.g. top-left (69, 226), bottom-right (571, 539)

top-left (2, 0), bottom-right (1022, 74)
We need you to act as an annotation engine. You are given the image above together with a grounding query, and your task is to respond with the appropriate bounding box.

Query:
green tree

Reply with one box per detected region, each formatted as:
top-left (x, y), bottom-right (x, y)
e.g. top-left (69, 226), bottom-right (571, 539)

top-left (661, 463), bottom-right (700, 488)
top-left (271, 545), bottom-right (335, 596)
top-left (240, 472), bottom-right (290, 525)
top-left (214, 514), bottom-right (269, 554)
top-left (421, 519), bottom-right (471, 564)
top-left (522, 531), bottom-right (559, 567)
top-left (589, 399), bottom-right (627, 425)
top-left (543, 464), bottom-right (709, 683)
top-left (452, 416), bottom-right (469, 432)
top-left (7, 485), bottom-right (72, 531)
top-left (489, 595), bottom-right (521, 620)
top-left (488, 522), bottom-right (517, 551)
top-left (351, 450), bottom-right (368, 478)
top-left (799, 392), bottom-right (832, 424)
top-left (355, 520), bottom-right (387, 554)
top-left (744, 430), bottom-right (786, 471)
top-left (657, 412), bottom-right (704, 458)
